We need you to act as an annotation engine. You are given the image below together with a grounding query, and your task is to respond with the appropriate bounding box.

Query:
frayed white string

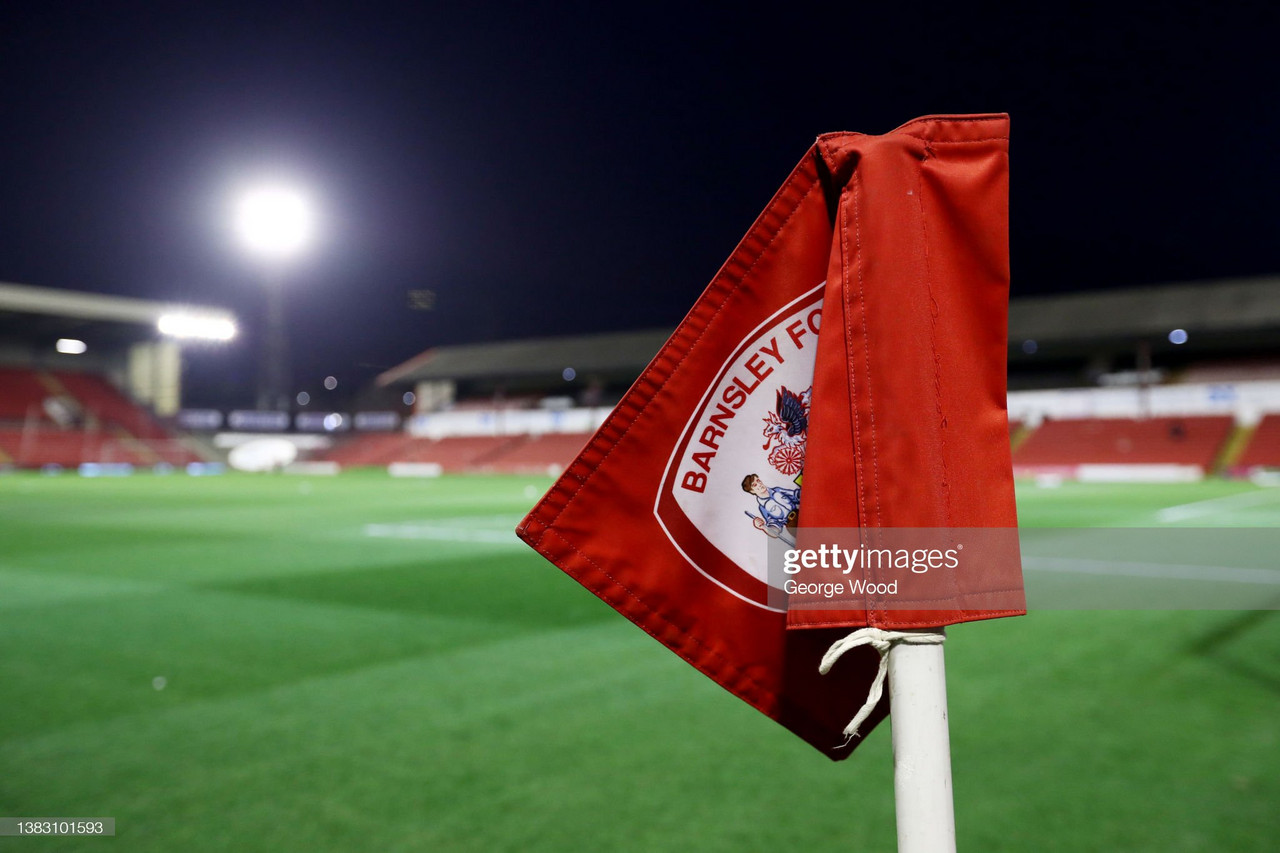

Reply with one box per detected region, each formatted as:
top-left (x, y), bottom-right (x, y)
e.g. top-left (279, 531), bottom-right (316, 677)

top-left (819, 628), bottom-right (946, 745)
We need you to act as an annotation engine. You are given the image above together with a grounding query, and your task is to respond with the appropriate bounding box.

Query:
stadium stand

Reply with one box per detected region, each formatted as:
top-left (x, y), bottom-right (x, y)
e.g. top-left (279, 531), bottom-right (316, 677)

top-left (0, 428), bottom-right (102, 466)
top-left (318, 432), bottom-right (591, 474)
top-left (52, 371), bottom-right (171, 440)
top-left (1012, 416), bottom-right (1233, 473)
top-left (479, 432), bottom-right (590, 473)
top-left (1237, 414), bottom-right (1280, 470)
top-left (0, 366), bottom-right (54, 421)
top-left (0, 367), bottom-right (200, 467)
top-left (412, 436), bottom-right (519, 470)
top-left (319, 434), bottom-right (519, 471)
top-left (320, 433), bottom-right (416, 467)
top-left (5, 275), bottom-right (1280, 477)
top-left (0, 426), bottom-right (190, 467)
top-left (0, 283), bottom-right (237, 469)
top-left (0, 425), bottom-right (199, 468)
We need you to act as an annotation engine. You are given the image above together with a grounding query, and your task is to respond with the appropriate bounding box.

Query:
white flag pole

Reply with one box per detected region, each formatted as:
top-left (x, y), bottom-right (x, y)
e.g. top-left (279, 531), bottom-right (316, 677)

top-left (887, 628), bottom-right (956, 853)
top-left (819, 627), bottom-right (957, 851)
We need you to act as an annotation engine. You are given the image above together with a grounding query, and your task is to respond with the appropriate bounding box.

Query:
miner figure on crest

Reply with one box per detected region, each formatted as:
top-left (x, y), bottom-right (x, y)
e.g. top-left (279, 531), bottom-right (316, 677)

top-left (742, 473), bottom-right (800, 546)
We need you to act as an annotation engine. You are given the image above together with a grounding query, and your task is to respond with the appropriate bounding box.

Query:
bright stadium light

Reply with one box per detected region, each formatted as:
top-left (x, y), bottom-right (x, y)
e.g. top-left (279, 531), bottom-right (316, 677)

top-left (233, 186), bottom-right (315, 259)
top-left (231, 182), bottom-right (318, 411)
top-left (1168, 328), bottom-right (1188, 345)
top-left (157, 313), bottom-right (238, 341)
top-left (225, 183), bottom-right (317, 412)
top-left (56, 338), bottom-right (87, 354)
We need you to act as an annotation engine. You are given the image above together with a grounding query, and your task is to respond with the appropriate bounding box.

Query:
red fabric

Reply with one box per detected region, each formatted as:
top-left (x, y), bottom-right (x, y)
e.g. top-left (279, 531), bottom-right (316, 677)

top-left (790, 115), bottom-right (1022, 629)
top-left (517, 114), bottom-right (1021, 759)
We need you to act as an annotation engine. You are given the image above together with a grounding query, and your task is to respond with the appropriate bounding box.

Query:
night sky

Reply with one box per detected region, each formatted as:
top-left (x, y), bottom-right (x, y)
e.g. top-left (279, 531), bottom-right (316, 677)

top-left (1, 3), bottom-right (1276, 406)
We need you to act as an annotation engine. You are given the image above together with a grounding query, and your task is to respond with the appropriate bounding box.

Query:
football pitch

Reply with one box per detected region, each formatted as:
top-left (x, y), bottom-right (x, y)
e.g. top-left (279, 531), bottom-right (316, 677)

top-left (1, 472), bottom-right (1277, 851)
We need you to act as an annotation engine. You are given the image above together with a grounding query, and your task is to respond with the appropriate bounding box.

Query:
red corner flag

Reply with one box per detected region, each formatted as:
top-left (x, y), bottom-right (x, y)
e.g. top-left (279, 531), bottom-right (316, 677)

top-left (516, 114), bottom-right (1023, 759)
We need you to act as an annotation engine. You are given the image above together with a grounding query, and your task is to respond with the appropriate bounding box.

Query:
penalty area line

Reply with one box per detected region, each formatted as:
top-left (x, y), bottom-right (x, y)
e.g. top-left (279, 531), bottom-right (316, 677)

top-left (362, 522), bottom-right (522, 545)
top-left (1022, 556), bottom-right (1280, 586)
top-left (1156, 488), bottom-right (1280, 523)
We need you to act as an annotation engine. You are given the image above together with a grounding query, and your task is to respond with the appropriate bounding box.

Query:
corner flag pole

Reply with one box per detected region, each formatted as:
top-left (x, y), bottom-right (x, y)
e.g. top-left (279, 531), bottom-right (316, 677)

top-left (820, 626), bottom-right (958, 850)
top-left (887, 629), bottom-right (956, 853)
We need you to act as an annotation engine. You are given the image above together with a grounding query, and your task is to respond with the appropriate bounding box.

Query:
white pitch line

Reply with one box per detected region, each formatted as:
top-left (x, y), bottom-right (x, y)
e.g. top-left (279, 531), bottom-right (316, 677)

top-left (1155, 488), bottom-right (1280, 523)
top-left (1022, 556), bottom-right (1280, 586)
top-left (363, 522), bottom-right (521, 545)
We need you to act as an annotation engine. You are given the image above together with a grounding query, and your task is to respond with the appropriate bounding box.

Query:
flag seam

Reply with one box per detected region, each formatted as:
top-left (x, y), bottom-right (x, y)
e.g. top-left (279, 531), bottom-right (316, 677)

top-left (918, 143), bottom-right (954, 529)
top-left (906, 137), bottom-right (1007, 144)
top-left (850, 169), bottom-right (884, 530)
top-left (917, 144), bottom-right (966, 615)
top-left (846, 167), bottom-right (884, 628)
top-left (841, 169), bottom-right (873, 624)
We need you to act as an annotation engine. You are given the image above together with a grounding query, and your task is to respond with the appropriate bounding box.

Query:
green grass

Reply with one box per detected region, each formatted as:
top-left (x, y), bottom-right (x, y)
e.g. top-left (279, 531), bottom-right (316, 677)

top-left (1, 471), bottom-right (1277, 851)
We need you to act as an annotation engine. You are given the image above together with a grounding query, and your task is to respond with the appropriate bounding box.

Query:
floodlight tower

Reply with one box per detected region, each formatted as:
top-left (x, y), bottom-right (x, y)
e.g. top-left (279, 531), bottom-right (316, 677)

top-left (234, 185), bottom-right (314, 412)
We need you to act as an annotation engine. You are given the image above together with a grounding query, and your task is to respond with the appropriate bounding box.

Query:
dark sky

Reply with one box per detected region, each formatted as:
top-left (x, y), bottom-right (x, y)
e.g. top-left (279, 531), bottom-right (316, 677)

top-left (1, 3), bottom-right (1277, 405)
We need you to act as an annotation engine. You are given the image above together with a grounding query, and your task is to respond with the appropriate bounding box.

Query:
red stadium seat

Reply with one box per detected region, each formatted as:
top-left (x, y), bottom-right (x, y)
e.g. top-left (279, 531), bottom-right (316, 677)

top-left (0, 366), bottom-right (56, 422)
top-left (1012, 416), bottom-right (1233, 472)
top-left (1238, 414), bottom-right (1280, 469)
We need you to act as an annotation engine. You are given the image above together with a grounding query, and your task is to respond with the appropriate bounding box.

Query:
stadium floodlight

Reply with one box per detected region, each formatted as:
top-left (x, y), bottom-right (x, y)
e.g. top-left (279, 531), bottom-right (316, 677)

top-left (1169, 328), bottom-right (1188, 345)
top-left (157, 313), bottom-right (238, 342)
top-left (233, 185), bottom-right (314, 259)
top-left (232, 182), bottom-right (316, 411)
top-left (55, 338), bottom-right (87, 354)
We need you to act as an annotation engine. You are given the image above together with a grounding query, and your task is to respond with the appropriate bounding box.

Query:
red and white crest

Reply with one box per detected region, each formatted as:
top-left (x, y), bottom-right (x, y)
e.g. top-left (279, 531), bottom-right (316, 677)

top-left (655, 284), bottom-right (823, 609)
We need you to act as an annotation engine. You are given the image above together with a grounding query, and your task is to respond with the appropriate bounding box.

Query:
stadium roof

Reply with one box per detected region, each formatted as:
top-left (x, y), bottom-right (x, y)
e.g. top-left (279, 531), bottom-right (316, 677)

top-left (377, 328), bottom-right (672, 385)
top-left (1009, 275), bottom-right (1280, 347)
top-left (0, 281), bottom-right (236, 347)
top-left (379, 276), bottom-right (1280, 386)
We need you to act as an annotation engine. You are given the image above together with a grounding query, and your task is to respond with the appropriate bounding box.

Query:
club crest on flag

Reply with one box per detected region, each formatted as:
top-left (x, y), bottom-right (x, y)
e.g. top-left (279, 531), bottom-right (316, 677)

top-left (655, 283), bottom-right (823, 609)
